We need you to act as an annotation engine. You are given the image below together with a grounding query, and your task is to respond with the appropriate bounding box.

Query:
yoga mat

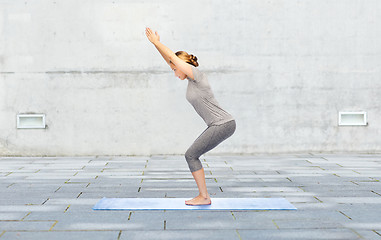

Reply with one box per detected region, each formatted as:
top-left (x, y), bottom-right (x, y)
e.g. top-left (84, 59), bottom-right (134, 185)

top-left (93, 197), bottom-right (297, 210)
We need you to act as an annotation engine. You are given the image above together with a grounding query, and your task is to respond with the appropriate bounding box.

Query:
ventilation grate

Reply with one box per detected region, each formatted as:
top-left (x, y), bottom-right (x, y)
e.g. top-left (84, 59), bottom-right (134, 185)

top-left (17, 114), bottom-right (46, 129)
top-left (338, 112), bottom-right (367, 126)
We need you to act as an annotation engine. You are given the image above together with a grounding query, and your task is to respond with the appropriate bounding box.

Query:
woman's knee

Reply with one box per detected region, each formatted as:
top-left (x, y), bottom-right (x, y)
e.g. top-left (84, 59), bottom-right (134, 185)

top-left (185, 148), bottom-right (202, 164)
top-left (184, 150), bottom-right (202, 172)
top-left (185, 149), bottom-right (195, 162)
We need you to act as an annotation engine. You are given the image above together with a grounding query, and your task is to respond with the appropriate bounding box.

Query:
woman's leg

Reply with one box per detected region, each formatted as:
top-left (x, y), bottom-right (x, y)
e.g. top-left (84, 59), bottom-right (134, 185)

top-left (186, 168), bottom-right (210, 205)
top-left (184, 120), bottom-right (236, 205)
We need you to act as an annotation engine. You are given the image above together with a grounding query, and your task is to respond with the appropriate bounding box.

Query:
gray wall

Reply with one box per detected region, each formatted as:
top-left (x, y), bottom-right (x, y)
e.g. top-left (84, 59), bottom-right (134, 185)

top-left (1, 0), bottom-right (380, 156)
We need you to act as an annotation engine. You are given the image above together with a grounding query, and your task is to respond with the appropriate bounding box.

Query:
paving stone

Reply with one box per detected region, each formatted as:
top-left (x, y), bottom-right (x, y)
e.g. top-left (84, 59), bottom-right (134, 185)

top-left (0, 212), bottom-right (29, 221)
top-left (0, 231), bottom-right (119, 240)
top-left (119, 230), bottom-right (239, 240)
top-left (80, 192), bottom-right (139, 199)
top-left (298, 185), bottom-right (369, 194)
top-left (344, 222), bottom-right (381, 231)
top-left (354, 230), bottom-right (381, 240)
top-left (44, 198), bottom-right (99, 206)
top-left (0, 205), bottom-right (63, 213)
top-left (352, 182), bottom-right (381, 190)
top-left (307, 190), bottom-right (377, 198)
top-left (0, 198), bottom-right (50, 205)
top-left (140, 180), bottom-right (214, 187)
top-left (238, 229), bottom-right (362, 240)
top-left (234, 209), bottom-right (349, 223)
top-left (22, 212), bottom-right (68, 221)
top-left (274, 219), bottom-right (344, 229)
top-left (165, 214), bottom-right (238, 230)
top-left (223, 186), bottom-right (303, 193)
top-left (84, 187), bottom-right (140, 193)
top-left (0, 221), bottom-right (55, 231)
top-left (163, 210), bottom-right (275, 230)
top-left (51, 211), bottom-right (161, 231)
top-left (335, 205), bottom-right (381, 223)
top-left (318, 197), bottom-right (381, 204)
top-left (53, 185), bottom-right (88, 193)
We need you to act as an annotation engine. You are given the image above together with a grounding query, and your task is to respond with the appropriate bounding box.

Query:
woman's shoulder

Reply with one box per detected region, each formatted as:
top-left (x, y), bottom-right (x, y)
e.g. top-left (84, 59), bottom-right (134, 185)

top-left (189, 66), bottom-right (207, 83)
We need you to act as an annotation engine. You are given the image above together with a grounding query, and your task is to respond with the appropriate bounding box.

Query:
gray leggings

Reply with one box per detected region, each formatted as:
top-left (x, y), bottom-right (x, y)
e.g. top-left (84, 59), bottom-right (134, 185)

top-left (185, 120), bottom-right (236, 172)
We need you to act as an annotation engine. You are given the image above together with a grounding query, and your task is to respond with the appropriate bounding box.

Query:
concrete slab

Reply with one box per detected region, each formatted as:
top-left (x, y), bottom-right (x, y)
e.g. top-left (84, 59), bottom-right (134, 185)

top-left (50, 211), bottom-right (163, 231)
top-left (238, 229), bottom-right (362, 240)
top-left (0, 221), bottom-right (55, 231)
top-left (119, 230), bottom-right (239, 240)
top-left (0, 231), bottom-right (119, 240)
top-left (273, 219), bottom-right (344, 229)
top-left (0, 212), bottom-right (29, 221)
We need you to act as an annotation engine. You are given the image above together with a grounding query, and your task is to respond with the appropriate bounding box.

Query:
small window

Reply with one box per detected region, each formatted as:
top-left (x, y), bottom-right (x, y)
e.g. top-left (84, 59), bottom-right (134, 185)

top-left (17, 114), bottom-right (46, 129)
top-left (338, 112), bottom-right (367, 126)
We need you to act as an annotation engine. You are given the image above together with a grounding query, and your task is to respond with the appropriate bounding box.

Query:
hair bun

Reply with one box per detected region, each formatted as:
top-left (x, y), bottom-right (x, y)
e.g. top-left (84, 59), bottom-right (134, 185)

top-left (189, 54), bottom-right (198, 66)
top-left (175, 51), bottom-right (199, 67)
top-left (191, 54), bottom-right (198, 62)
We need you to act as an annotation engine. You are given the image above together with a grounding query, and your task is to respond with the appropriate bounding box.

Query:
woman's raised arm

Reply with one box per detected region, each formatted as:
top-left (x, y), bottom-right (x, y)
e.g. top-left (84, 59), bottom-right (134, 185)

top-left (145, 28), bottom-right (170, 65)
top-left (145, 27), bottom-right (193, 80)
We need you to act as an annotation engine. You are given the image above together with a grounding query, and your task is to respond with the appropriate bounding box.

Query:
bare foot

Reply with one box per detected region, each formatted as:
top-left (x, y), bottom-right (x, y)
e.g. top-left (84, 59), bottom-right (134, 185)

top-left (185, 194), bottom-right (211, 206)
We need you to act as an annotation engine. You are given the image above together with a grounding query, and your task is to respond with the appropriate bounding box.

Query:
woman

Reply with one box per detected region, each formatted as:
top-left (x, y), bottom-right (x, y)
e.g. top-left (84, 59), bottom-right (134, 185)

top-left (145, 27), bottom-right (236, 206)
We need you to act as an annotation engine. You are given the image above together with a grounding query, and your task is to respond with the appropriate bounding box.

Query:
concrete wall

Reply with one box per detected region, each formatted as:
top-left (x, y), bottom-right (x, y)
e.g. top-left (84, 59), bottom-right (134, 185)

top-left (1, 0), bottom-right (380, 156)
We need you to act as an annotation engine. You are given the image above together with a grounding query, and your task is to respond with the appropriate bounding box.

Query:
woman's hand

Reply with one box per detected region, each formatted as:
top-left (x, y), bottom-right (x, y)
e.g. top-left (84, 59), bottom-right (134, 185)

top-left (145, 27), bottom-right (160, 44)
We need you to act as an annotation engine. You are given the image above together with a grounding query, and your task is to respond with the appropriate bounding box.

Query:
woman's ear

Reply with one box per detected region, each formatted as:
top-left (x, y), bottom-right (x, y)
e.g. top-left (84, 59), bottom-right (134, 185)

top-left (169, 55), bottom-right (194, 80)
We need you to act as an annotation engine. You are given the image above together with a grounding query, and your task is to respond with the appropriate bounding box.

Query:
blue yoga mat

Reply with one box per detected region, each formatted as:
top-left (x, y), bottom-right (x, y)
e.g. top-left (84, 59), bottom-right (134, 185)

top-left (93, 197), bottom-right (297, 210)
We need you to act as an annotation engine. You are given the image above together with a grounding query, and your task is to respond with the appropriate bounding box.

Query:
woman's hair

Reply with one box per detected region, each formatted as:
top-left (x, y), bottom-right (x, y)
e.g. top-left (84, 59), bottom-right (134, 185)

top-left (175, 51), bottom-right (199, 67)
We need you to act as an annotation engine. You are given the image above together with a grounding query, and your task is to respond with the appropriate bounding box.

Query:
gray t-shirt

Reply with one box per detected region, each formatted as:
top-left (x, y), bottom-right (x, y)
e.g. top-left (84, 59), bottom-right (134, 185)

top-left (186, 66), bottom-right (234, 126)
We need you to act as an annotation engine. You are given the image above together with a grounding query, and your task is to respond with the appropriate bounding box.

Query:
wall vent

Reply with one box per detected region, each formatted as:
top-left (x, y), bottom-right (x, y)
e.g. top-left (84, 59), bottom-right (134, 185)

top-left (17, 114), bottom-right (46, 129)
top-left (338, 112), bottom-right (367, 126)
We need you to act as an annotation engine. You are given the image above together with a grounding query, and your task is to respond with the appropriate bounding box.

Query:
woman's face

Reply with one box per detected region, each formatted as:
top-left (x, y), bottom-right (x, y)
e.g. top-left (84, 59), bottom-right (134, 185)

top-left (170, 63), bottom-right (187, 80)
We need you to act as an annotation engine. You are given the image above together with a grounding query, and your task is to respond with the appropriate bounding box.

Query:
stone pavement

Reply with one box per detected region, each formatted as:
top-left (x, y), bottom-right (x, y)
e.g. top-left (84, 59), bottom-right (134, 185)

top-left (0, 154), bottom-right (381, 240)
